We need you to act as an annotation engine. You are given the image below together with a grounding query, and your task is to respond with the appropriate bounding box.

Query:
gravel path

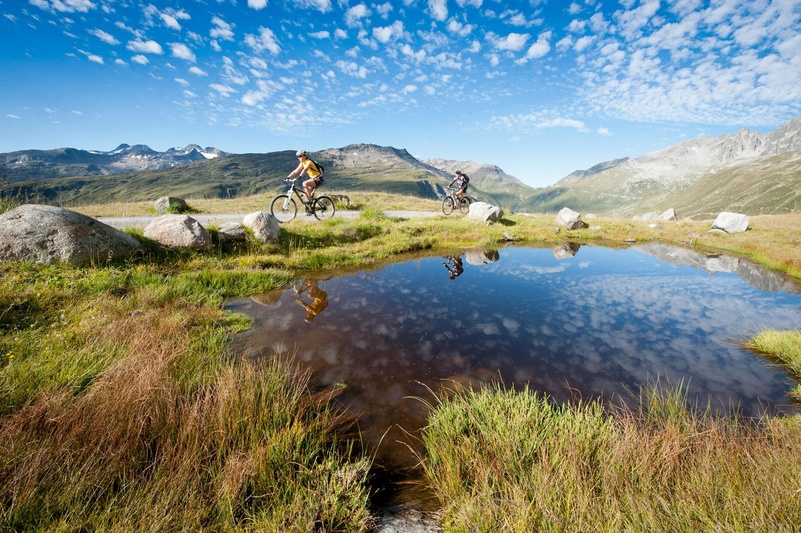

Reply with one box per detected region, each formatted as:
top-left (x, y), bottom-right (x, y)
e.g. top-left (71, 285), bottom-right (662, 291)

top-left (98, 210), bottom-right (441, 229)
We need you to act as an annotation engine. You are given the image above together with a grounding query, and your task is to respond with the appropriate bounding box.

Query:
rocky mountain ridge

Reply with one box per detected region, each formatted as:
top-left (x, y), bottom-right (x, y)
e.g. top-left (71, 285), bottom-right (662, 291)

top-left (1, 144), bottom-right (226, 180)
top-left (2, 115), bottom-right (801, 218)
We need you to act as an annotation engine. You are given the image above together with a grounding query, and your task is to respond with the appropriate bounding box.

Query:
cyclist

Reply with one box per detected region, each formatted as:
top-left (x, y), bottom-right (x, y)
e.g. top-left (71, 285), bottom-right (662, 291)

top-left (447, 170), bottom-right (469, 202)
top-left (287, 150), bottom-right (324, 204)
top-left (442, 254), bottom-right (464, 280)
top-left (291, 278), bottom-right (329, 322)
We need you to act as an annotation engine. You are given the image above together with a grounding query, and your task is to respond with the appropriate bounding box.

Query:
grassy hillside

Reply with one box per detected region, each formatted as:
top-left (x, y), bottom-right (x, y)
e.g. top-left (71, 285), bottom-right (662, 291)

top-left (0, 152), bottom-right (502, 207)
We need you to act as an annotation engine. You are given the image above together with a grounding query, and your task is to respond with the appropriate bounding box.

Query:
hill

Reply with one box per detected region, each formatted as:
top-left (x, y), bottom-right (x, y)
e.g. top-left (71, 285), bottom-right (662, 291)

top-left (3, 116), bottom-right (801, 218)
top-left (0, 145), bottom-right (500, 206)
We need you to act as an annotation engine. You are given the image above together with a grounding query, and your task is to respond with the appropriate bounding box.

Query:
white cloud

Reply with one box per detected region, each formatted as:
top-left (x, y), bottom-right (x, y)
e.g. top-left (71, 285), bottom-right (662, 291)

top-left (126, 39), bottom-right (164, 55)
top-left (248, 0), bottom-right (268, 9)
top-left (345, 4), bottom-right (370, 27)
top-left (160, 14), bottom-right (181, 30)
top-left (521, 31), bottom-right (552, 61)
top-left (598, 127), bottom-right (611, 136)
top-left (210, 16), bottom-right (234, 41)
top-left (376, 2), bottom-right (393, 17)
top-left (336, 59), bottom-right (368, 78)
top-left (335, 28), bottom-right (348, 39)
top-left (310, 31), bottom-right (330, 39)
top-left (169, 42), bottom-right (196, 62)
top-left (456, 0), bottom-right (482, 7)
top-left (6, 114), bottom-right (21, 119)
top-left (244, 27), bottom-right (281, 54)
top-left (30, 0), bottom-right (95, 13)
top-left (131, 54), bottom-right (149, 65)
top-left (373, 21), bottom-right (404, 43)
top-left (491, 32), bottom-right (529, 52)
top-left (89, 28), bottom-right (118, 45)
top-left (86, 52), bottom-right (103, 64)
top-left (428, 0), bottom-right (447, 21)
top-left (292, 0), bottom-right (332, 12)
top-left (447, 19), bottom-right (475, 37)
top-left (210, 83), bottom-right (237, 97)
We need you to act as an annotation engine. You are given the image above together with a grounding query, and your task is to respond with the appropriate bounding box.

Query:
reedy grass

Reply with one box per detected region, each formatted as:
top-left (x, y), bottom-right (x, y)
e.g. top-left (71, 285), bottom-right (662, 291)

top-left (0, 282), bottom-right (373, 531)
top-left (421, 381), bottom-right (801, 532)
top-left (745, 329), bottom-right (801, 400)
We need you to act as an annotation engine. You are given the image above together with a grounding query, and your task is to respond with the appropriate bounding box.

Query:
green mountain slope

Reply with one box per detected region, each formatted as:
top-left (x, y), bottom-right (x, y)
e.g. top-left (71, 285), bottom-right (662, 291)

top-left (0, 149), bottom-right (499, 206)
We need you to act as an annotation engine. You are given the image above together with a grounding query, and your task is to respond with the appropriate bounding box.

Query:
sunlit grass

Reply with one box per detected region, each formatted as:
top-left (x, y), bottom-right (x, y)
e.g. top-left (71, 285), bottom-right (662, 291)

top-left (744, 329), bottom-right (801, 400)
top-left (421, 381), bottom-right (801, 532)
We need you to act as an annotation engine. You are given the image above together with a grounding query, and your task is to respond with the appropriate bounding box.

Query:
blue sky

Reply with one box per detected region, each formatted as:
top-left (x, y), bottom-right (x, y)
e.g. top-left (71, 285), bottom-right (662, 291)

top-left (2, 0), bottom-right (800, 188)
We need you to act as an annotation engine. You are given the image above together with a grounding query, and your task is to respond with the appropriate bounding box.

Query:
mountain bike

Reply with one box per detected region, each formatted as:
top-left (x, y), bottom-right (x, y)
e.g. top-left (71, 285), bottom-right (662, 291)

top-left (442, 187), bottom-right (472, 215)
top-left (270, 178), bottom-right (336, 223)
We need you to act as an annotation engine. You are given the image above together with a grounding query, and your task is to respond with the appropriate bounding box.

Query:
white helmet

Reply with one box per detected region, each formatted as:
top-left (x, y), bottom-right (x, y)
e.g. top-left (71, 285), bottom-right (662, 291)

top-left (296, 150), bottom-right (307, 157)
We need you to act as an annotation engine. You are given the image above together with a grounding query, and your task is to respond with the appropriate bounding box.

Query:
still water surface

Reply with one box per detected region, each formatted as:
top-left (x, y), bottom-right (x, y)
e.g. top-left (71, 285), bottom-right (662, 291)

top-left (226, 243), bottom-right (801, 470)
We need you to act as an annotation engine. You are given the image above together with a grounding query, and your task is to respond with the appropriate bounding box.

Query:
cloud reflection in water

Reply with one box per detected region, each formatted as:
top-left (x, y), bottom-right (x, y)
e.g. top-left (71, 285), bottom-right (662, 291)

top-left (227, 245), bottom-right (801, 468)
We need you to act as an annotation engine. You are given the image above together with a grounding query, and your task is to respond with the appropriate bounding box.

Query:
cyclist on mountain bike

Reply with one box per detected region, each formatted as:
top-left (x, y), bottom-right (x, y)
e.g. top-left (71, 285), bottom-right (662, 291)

top-left (447, 170), bottom-right (469, 202)
top-left (287, 150), bottom-right (324, 204)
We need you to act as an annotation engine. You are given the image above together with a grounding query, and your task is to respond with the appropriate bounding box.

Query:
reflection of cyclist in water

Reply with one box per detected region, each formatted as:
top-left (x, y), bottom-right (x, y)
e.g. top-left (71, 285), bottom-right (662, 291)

top-left (442, 255), bottom-right (464, 280)
top-left (292, 279), bottom-right (329, 322)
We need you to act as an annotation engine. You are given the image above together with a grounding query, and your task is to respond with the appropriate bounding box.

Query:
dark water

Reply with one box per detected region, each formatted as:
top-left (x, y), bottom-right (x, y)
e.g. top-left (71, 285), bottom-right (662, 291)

top-left (226, 243), bottom-right (801, 474)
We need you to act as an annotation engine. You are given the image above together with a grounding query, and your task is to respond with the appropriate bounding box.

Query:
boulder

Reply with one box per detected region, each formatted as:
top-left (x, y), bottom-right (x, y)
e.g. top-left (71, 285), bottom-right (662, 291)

top-left (555, 207), bottom-right (585, 229)
top-left (552, 242), bottom-right (581, 259)
top-left (154, 196), bottom-right (188, 213)
top-left (217, 222), bottom-right (247, 243)
top-left (143, 215), bottom-right (212, 250)
top-left (711, 212), bottom-right (749, 233)
top-left (465, 250), bottom-right (499, 265)
top-left (468, 202), bottom-right (503, 222)
top-left (660, 208), bottom-right (677, 221)
top-left (0, 204), bottom-right (142, 265)
top-left (243, 211), bottom-right (280, 243)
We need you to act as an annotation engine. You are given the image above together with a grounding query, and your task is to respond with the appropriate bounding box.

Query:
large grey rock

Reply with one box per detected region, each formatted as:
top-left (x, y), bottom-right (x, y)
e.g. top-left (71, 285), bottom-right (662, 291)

top-left (0, 204), bottom-right (142, 265)
top-left (217, 222), bottom-right (247, 243)
top-left (465, 250), bottom-right (499, 265)
top-left (143, 215), bottom-right (212, 250)
top-left (467, 202), bottom-right (503, 222)
top-left (243, 211), bottom-right (280, 243)
top-left (555, 207), bottom-right (585, 229)
top-left (711, 212), bottom-right (749, 233)
top-left (154, 196), bottom-right (188, 213)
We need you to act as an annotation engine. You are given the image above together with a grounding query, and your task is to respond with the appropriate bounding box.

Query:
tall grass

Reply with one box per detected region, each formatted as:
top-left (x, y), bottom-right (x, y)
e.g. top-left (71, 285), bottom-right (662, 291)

top-left (745, 329), bottom-right (801, 400)
top-left (0, 264), bottom-right (373, 531)
top-left (421, 381), bottom-right (801, 531)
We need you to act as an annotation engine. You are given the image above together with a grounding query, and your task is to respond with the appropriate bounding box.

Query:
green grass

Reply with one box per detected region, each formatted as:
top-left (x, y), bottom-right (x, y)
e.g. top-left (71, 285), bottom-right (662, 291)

top-left (2, 193), bottom-right (801, 531)
top-left (421, 381), bottom-right (801, 532)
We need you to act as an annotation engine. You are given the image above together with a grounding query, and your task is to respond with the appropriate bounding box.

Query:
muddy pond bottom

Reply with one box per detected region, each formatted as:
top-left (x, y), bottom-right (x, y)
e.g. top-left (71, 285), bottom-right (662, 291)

top-left (226, 244), bottom-right (801, 478)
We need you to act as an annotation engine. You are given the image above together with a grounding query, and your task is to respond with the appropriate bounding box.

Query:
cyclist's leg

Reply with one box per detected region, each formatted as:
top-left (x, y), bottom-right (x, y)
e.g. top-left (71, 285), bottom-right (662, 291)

top-left (302, 178), bottom-right (315, 202)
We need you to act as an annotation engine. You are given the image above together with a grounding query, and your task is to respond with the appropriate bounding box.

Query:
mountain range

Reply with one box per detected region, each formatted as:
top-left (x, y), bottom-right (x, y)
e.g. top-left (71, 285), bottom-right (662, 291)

top-left (2, 116), bottom-right (800, 219)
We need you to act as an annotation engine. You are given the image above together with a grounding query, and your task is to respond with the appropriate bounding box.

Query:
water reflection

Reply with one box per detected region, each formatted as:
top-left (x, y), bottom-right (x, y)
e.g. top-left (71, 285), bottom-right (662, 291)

top-left (442, 255), bottom-right (464, 280)
top-left (227, 244), bottom-right (801, 472)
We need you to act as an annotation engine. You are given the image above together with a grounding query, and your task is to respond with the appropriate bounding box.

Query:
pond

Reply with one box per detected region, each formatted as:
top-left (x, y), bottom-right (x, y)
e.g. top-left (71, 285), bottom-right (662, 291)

top-left (225, 243), bottom-right (801, 475)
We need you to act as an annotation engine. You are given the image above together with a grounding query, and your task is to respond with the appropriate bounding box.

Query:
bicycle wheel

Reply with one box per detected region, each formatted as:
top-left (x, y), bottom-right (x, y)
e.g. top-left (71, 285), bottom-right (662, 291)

top-left (442, 196), bottom-right (455, 215)
top-left (270, 195), bottom-right (297, 223)
top-left (312, 196), bottom-right (335, 221)
top-left (458, 196), bottom-right (472, 214)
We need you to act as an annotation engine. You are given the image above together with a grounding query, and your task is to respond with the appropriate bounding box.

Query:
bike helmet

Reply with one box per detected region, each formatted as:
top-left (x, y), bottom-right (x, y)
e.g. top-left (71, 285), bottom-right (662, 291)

top-left (296, 150), bottom-right (308, 157)
top-left (455, 170), bottom-right (463, 175)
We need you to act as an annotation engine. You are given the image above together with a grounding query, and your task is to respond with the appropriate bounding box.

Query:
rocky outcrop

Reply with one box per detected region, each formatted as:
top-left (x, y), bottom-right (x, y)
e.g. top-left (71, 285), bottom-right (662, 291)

top-left (143, 215), bottom-right (212, 250)
top-left (0, 204), bottom-right (142, 265)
